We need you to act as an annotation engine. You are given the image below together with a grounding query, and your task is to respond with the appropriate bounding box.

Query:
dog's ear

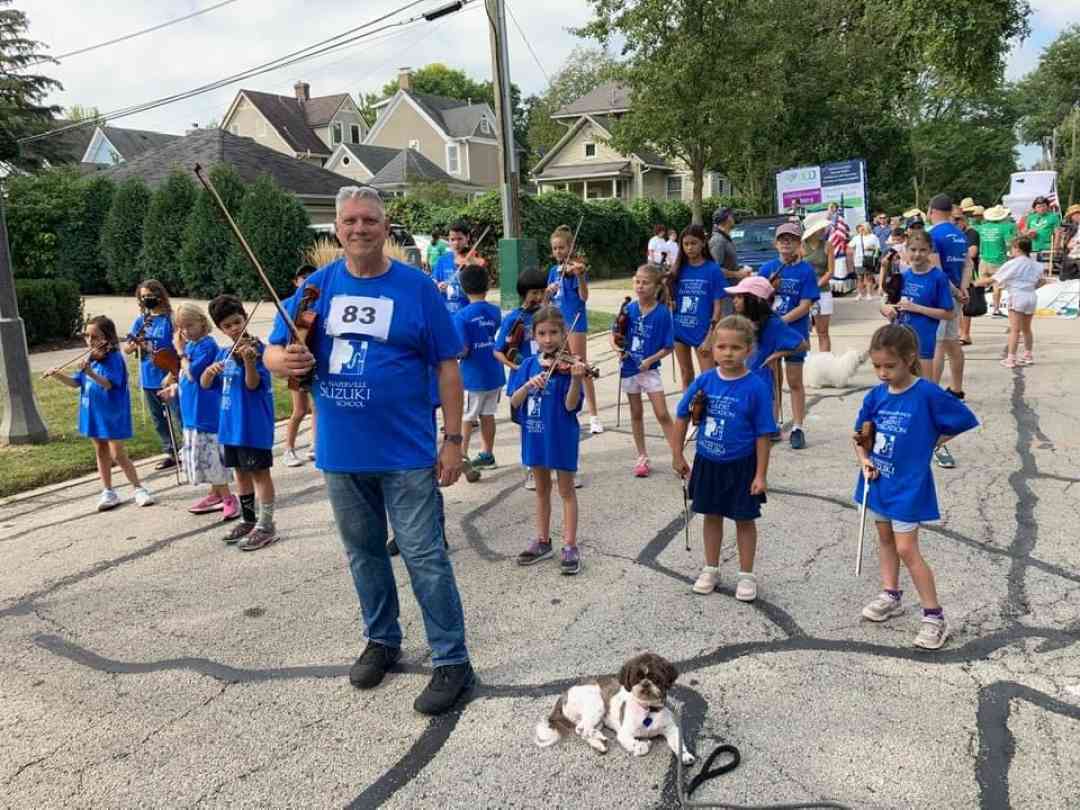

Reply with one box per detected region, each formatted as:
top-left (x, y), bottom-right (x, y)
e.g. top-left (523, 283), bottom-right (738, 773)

top-left (618, 658), bottom-right (636, 691)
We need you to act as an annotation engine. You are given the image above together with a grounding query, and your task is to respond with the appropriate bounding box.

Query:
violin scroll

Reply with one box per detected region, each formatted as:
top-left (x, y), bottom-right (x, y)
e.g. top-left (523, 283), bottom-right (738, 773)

top-left (689, 389), bottom-right (707, 426)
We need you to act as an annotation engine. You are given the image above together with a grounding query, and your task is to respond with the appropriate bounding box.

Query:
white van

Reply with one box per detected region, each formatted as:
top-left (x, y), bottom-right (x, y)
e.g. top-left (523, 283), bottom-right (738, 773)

top-left (1002, 171), bottom-right (1058, 222)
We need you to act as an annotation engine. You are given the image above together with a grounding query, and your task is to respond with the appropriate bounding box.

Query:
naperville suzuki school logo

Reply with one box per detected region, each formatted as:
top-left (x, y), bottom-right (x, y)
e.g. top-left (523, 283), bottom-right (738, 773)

top-left (329, 338), bottom-right (368, 375)
top-left (321, 338), bottom-right (372, 408)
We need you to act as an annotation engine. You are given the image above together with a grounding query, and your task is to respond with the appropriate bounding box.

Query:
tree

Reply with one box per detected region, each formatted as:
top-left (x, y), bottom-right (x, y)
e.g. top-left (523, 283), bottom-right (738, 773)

top-left (0, 1), bottom-right (62, 170)
top-left (3, 168), bottom-right (83, 278)
top-left (57, 175), bottom-right (115, 293)
top-left (100, 176), bottom-right (152, 294)
top-left (65, 103), bottom-right (103, 123)
top-left (225, 175), bottom-right (313, 300)
top-left (179, 164), bottom-right (246, 298)
top-left (136, 171), bottom-right (197, 295)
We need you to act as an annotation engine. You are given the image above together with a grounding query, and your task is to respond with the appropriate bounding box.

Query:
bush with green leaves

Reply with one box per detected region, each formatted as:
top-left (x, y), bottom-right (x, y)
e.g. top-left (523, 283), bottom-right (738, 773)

top-left (4, 167), bottom-right (84, 279)
top-left (100, 177), bottom-right (152, 294)
top-left (137, 171), bottom-right (197, 295)
top-left (15, 278), bottom-right (83, 346)
top-left (56, 175), bottom-right (115, 294)
top-left (180, 164), bottom-right (245, 299)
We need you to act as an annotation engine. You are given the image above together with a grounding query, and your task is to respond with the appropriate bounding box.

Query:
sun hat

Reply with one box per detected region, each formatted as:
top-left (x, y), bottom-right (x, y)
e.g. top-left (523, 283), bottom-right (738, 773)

top-left (801, 218), bottom-right (830, 241)
top-left (970, 205), bottom-right (985, 217)
top-left (1066, 203), bottom-right (1080, 219)
top-left (959, 197), bottom-right (978, 213)
top-left (775, 222), bottom-right (802, 240)
top-left (724, 275), bottom-right (775, 300)
top-left (902, 208), bottom-right (924, 220)
top-left (983, 205), bottom-right (1011, 222)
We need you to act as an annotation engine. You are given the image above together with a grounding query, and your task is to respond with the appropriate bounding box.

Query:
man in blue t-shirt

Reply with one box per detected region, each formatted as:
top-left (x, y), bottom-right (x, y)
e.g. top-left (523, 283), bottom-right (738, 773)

top-left (264, 186), bottom-right (473, 717)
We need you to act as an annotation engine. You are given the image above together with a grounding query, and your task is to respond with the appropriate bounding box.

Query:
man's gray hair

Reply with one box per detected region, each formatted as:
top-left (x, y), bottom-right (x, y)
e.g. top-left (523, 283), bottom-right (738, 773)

top-left (335, 185), bottom-right (385, 220)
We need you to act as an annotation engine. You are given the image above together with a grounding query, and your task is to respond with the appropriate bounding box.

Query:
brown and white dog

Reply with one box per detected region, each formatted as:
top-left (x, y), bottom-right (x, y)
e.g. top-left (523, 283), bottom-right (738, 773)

top-left (534, 652), bottom-right (694, 764)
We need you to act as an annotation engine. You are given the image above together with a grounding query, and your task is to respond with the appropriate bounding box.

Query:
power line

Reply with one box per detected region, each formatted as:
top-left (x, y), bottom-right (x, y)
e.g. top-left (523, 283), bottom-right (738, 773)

top-left (26, 0), bottom-right (243, 67)
top-left (504, 0), bottom-right (550, 85)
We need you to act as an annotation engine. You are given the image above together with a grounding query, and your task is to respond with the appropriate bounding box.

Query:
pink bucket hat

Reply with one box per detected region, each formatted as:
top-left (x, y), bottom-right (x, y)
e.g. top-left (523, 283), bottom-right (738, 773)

top-left (725, 275), bottom-right (775, 300)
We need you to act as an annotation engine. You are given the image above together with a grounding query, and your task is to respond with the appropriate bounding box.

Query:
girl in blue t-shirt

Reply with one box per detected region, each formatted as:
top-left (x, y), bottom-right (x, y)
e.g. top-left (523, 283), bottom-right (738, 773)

top-left (879, 228), bottom-right (954, 377)
top-left (546, 224), bottom-right (602, 435)
top-left (509, 306), bottom-right (587, 576)
top-left (44, 316), bottom-right (155, 512)
top-left (160, 303), bottom-right (238, 521)
top-left (670, 315), bottom-right (778, 603)
top-left (852, 325), bottom-right (978, 651)
top-left (608, 263), bottom-right (675, 478)
top-left (668, 224), bottom-right (727, 392)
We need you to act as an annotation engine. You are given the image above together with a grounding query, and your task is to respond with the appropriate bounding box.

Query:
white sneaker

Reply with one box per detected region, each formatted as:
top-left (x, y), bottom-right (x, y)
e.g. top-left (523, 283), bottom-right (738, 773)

top-left (735, 573), bottom-right (757, 602)
top-left (97, 489), bottom-right (120, 512)
top-left (524, 469), bottom-right (535, 491)
top-left (282, 449), bottom-right (304, 467)
top-left (305, 449), bottom-right (316, 461)
top-left (589, 416), bottom-right (604, 434)
top-left (692, 567), bottom-right (720, 594)
top-left (133, 487), bottom-right (155, 507)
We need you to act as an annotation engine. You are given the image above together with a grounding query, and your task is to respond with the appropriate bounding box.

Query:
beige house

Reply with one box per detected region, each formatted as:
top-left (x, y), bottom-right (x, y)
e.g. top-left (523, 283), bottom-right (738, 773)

top-left (532, 81), bottom-right (732, 202)
top-left (221, 82), bottom-right (367, 165)
top-left (325, 143), bottom-right (485, 198)
top-left (363, 69), bottom-right (505, 189)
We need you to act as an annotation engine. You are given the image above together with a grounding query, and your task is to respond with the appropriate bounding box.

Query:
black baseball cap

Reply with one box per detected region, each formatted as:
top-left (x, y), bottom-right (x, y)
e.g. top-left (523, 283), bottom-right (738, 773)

top-left (929, 194), bottom-right (953, 213)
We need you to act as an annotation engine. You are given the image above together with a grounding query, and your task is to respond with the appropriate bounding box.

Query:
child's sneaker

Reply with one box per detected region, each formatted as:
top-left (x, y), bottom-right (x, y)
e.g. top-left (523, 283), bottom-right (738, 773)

top-left (97, 488), bottom-right (120, 512)
top-left (133, 487), bottom-right (155, 507)
top-left (189, 493), bottom-right (224, 514)
top-left (692, 567), bottom-right (720, 594)
top-left (861, 592), bottom-right (904, 622)
top-left (1018, 351), bottom-right (1034, 366)
top-left (560, 546), bottom-right (581, 575)
top-left (789, 428), bottom-right (806, 450)
top-left (735, 573), bottom-right (757, 602)
top-left (473, 451), bottom-right (496, 469)
top-left (589, 416), bottom-right (604, 434)
top-left (1000, 355), bottom-right (1017, 368)
top-left (516, 538), bottom-right (552, 566)
top-left (933, 445), bottom-right (956, 469)
top-left (305, 448), bottom-right (316, 461)
top-left (462, 457), bottom-right (481, 483)
top-left (240, 527), bottom-right (279, 551)
top-left (223, 521), bottom-right (255, 545)
top-left (633, 456), bottom-right (651, 478)
top-left (913, 615), bottom-right (949, 650)
top-left (221, 495), bottom-right (240, 521)
top-left (524, 469), bottom-right (535, 491)
top-left (282, 448), bottom-right (304, 467)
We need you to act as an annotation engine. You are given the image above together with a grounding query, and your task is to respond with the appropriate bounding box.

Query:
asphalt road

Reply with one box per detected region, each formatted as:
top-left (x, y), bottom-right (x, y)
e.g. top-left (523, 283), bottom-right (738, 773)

top-left (3, 301), bottom-right (1079, 809)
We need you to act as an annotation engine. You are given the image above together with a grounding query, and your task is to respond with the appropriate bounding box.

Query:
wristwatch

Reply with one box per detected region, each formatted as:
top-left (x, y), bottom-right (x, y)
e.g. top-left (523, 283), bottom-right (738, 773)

top-left (443, 433), bottom-right (463, 445)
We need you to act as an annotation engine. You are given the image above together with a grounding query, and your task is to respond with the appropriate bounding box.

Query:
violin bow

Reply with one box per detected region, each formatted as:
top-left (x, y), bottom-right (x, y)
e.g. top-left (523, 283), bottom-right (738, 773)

top-left (539, 312), bottom-right (581, 387)
top-left (223, 300), bottom-right (263, 362)
top-left (462, 226), bottom-right (492, 264)
top-left (556, 216), bottom-right (585, 285)
top-left (41, 344), bottom-right (96, 380)
top-left (193, 164), bottom-right (302, 344)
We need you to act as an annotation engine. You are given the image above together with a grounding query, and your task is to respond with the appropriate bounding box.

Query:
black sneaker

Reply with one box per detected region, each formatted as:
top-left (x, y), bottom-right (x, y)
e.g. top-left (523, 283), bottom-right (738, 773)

top-left (155, 456), bottom-right (177, 471)
top-left (223, 521), bottom-right (255, 545)
top-left (946, 389), bottom-right (965, 400)
top-left (350, 642), bottom-right (401, 689)
top-left (413, 661), bottom-right (474, 715)
top-left (789, 428), bottom-right (806, 450)
top-left (239, 527), bottom-right (279, 551)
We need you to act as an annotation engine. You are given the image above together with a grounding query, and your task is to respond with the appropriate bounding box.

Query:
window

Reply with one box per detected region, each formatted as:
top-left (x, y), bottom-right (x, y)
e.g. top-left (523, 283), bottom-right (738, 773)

top-left (447, 143), bottom-right (460, 175)
top-left (350, 124), bottom-right (361, 143)
top-left (332, 123), bottom-right (343, 145)
top-left (342, 156), bottom-right (351, 166)
top-left (709, 173), bottom-right (728, 197)
top-left (479, 116), bottom-right (490, 134)
top-left (408, 138), bottom-right (421, 151)
top-left (584, 142), bottom-right (596, 159)
top-left (666, 174), bottom-right (683, 199)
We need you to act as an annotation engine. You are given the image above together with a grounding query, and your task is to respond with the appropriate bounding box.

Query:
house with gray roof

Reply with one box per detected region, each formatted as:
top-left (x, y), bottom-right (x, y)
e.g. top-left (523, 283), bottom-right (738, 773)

top-left (532, 80), bottom-right (732, 203)
top-left (82, 126), bottom-right (180, 165)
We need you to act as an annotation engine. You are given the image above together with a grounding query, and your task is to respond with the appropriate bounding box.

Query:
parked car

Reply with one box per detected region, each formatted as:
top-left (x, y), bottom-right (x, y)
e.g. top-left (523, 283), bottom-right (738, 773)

top-left (307, 223), bottom-right (422, 268)
top-left (730, 215), bottom-right (790, 273)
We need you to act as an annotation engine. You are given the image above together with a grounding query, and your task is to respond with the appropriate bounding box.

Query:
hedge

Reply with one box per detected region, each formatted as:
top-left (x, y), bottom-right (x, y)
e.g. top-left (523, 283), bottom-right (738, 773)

top-left (100, 177), bottom-right (152, 295)
top-left (137, 171), bottom-right (197, 295)
top-left (15, 279), bottom-right (84, 347)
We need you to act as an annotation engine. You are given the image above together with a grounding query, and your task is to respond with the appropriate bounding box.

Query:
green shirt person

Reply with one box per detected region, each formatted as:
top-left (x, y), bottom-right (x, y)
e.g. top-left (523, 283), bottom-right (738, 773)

top-left (1023, 197), bottom-right (1061, 253)
top-left (426, 233), bottom-right (450, 271)
top-left (977, 208), bottom-right (1017, 268)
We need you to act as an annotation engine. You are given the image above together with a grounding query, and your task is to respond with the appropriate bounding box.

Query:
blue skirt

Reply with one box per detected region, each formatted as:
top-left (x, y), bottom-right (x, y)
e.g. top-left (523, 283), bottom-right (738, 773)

top-left (689, 452), bottom-right (766, 520)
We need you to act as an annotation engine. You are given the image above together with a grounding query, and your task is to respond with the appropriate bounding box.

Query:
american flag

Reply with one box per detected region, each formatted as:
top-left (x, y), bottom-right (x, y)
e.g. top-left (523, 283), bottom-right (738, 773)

top-left (1048, 176), bottom-right (1059, 208)
top-left (829, 204), bottom-right (849, 257)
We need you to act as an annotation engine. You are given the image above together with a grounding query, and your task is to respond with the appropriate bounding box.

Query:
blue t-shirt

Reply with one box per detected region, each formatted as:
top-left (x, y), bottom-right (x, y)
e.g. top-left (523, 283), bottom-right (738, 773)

top-left (179, 335), bottom-right (223, 433)
top-left (676, 370), bottom-right (777, 462)
top-left (673, 259), bottom-right (726, 346)
top-left (432, 252), bottom-right (469, 314)
top-left (511, 354), bottom-right (582, 472)
top-left (897, 268), bottom-right (954, 360)
top-left (268, 259), bottom-right (463, 472)
top-left (853, 378), bottom-right (978, 522)
top-left (546, 264), bottom-right (588, 331)
top-left (128, 313), bottom-right (174, 390)
top-left (930, 221), bottom-right (969, 289)
top-left (75, 350), bottom-right (132, 440)
top-left (495, 307), bottom-right (538, 394)
top-left (748, 314), bottom-right (805, 393)
top-left (620, 301), bottom-right (674, 378)
top-left (761, 259), bottom-right (819, 338)
top-left (215, 343), bottom-right (275, 450)
top-left (454, 300), bottom-right (506, 392)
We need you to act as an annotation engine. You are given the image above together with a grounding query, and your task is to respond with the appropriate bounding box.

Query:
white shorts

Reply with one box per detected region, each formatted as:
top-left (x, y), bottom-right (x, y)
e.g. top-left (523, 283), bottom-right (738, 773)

top-left (464, 388), bottom-right (501, 422)
top-left (1006, 290), bottom-right (1037, 315)
top-left (811, 290), bottom-right (834, 317)
top-left (180, 428), bottom-right (231, 487)
top-left (620, 369), bottom-right (664, 395)
top-left (868, 509), bottom-right (919, 534)
top-left (936, 315), bottom-right (960, 342)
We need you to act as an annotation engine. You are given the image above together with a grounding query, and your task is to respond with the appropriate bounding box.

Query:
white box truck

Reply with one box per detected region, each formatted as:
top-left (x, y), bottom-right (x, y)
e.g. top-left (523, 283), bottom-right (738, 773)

top-left (1002, 170), bottom-right (1058, 222)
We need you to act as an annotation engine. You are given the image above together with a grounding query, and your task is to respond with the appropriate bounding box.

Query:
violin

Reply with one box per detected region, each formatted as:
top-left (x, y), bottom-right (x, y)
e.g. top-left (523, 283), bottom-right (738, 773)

top-left (660, 268), bottom-right (677, 306)
top-left (501, 315), bottom-right (526, 364)
top-left (126, 311), bottom-right (180, 376)
top-left (540, 350), bottom-right (600, 379)
top-left (689, 389), bottom-right (707, 426)
top-left (612, 296), bottom-right (632, 350)
top-left (230, 332), bottom-right (264, 360)
top-left (883, 267), bottom-right (903, 305)
top-left (289, 285), bottom-right (320, 392)
top-left (853, 420), bottom-right (876, 454)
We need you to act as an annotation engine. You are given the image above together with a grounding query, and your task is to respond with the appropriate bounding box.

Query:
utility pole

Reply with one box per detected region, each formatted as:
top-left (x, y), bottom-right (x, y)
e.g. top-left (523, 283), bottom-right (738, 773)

top-left (0, 192), bottom-right (49, 445)
top-left (485, 0), bottom-right (536, 307)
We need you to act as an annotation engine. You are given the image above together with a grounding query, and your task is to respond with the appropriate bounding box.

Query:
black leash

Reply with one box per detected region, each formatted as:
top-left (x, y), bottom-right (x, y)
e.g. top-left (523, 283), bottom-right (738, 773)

top-left (686, 743), bottom-right (741, 796)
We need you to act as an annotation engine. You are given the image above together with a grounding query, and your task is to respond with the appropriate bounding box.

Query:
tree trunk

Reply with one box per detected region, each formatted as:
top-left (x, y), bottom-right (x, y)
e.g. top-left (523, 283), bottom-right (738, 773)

top-left (691, 158), bottom-right (705, 226)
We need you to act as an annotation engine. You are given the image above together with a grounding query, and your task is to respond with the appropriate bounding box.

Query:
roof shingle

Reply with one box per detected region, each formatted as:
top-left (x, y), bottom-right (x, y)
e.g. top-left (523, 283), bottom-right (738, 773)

top-left (368, 148), bottom-right (480, 188)
top-left (554, 81), bottom-right (631, 118)
top-left (239, 89), bottom-right (334, 156)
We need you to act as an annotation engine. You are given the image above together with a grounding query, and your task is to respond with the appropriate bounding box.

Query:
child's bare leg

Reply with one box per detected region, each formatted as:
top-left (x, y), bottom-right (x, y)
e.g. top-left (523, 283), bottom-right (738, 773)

top-left (894, 529), bottom-right (939, 609)
top-left (1021, 313), bottom-right (1034, 353)
top-left (109, 441), bottom-right (141, 488)
top-left (556, 470), bottom-right (578, 547)
top-left (1007, 311), bottom-right (1021, 357)
top-left (462, 416), bottom-right (476, 458)
top-left (815, 314), bottom-right (832, 353)
top-left (734, 519), bottom-right (758, 572)
top-left (234, 470), bottom-right (254, 498)
top-left (646, 390), bottom-right (674, 446)
top-left (786, 362), bottom-right (806, 426)
top-left (876, 522), bottom-right (900, 591)
top-left (285, 390), bottom-right (308, 450)
top-left (93, 439), bottom-right (113, 489)
top-left (211, 483), bottom-right (231, 498)
top-left (533, 467), bottom-right (552, 540)
top-left (479, 414), bottom-right (496, 455)
top-left (628, 393), bottom-right (646, 456)
top-left (702, 514), bottom-right (724, 567)
top-left (919, 358), bottom-right (935, 379)
top-left (251, 469), bottom-right (275, 506)
top-left (674, 343), bottom-right (694, 392)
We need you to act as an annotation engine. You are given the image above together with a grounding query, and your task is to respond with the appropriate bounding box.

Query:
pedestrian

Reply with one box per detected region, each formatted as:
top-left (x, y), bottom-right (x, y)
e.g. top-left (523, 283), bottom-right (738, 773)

top-left (670, 314), bottom-right (777, 603)
top-left (759, 222), bottom-right (818, 450)
top-left (264, 186), bottom-right (473, 715)
top-left (848, 222), bottom-right (881, 301)
top-left (670, 224), bottom-right (728, 392)
top-left (609, 263), bottom-right (675, 478)
top-left (853, 323), bottom-right (978, 651)
top-left (1061, 204), bottom-right (1080, 281)
top-left (432, 220), bottom-right (484, 315)
top-left (281, 264), bottom-right (318, 467)
top-left (202, 295), bottom-right (278, 551)
top-left (665, 228), bottom-right (681, 268)
top-left (972, 237), bottom-right (1045, 368)
top-left (926, 194), bottom-right (970, 432)
top-left (709, 207), bottom-right (747, 285)
top-left (425, 226), bottom-right (450, 274)
top-left (123, 279), bottom-right (182, 470)
top-left (952, 207), bottom-right (980, 345)
top-left (647, 224), bottom-right (667, 265)
top-left (454, 264), bottom-right (505, 476)
top-left (976, 205), bottom-right (1017, 317)
top-left (872, 212), bottom-right (892, 248)
top-left (510, 306), bottom-right (587, 576)
top-left (43, 316), bottom-right (155, 511)
top-left (546, 224), bottom-right (603, 435)
top-left (800, 218), bottom-right (834, 353)
top-left (1022, 196), bottom-right (1061, 265)
top-left (162, 303), bottom-right (238, 520)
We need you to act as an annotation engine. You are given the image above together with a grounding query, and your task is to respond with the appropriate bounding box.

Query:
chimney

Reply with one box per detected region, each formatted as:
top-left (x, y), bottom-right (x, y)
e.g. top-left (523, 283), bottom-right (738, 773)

top-left (294, 81), bottom-right (310, 102)
top-left (398, 67), bottom-right (412, 92)
top-left (186, 123), bottom-right (200, 136)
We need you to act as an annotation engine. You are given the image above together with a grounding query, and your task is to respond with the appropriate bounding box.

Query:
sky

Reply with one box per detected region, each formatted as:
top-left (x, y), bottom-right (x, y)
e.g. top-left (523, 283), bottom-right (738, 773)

top-left (17, 0), bottom-right (1078, 169)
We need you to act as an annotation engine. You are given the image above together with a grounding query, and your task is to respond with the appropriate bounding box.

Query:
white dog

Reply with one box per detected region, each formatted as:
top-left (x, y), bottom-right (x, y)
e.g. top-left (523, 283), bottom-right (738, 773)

top-left (534, 652), bottom-right (694, 764)
top-left (804, 349), bottom-right (863, 388)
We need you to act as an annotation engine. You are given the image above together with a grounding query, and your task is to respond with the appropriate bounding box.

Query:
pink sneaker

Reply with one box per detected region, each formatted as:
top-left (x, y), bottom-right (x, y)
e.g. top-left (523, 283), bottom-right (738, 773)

top-left (189, 494), bottom-right (224, 514)
top-left (1018, 351), bottom-right (1034, 366)
top-left (1000, 355), bottom-right (1017, 368)
top-left (220, 495), bottom-right (240, 521)
top-left (633, 456), bottom-right (651, 478)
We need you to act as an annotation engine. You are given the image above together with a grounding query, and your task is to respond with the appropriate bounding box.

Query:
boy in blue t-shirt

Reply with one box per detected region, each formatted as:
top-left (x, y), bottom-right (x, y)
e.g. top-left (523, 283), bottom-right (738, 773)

top-left (454, 265), bottom-right (506, 477)
top-left (757, 221), bottom-right (819, 449)
top-left (203, 295), bottom-right (278, 552)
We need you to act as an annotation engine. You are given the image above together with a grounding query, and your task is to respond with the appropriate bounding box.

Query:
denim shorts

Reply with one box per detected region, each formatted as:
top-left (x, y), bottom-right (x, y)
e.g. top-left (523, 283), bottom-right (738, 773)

top-left (868, 509), bottom-right (919, 534)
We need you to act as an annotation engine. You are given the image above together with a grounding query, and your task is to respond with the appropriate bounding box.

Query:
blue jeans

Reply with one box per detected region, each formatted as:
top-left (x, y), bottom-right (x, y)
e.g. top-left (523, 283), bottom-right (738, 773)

top-left (144, 388), bottom-right (181, 453)
top-left (324, 468), bottom-right (468, 667)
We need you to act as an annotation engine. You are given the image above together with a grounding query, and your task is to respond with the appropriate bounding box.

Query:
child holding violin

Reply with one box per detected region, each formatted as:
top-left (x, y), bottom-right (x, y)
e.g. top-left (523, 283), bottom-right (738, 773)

top-left (123, 279), bottom-right (182, 470)
top-left (44, 316), bottom-right (155, 511)
top-left (203, 295), bottom-right (278, 551)
top-left (282, 264), bottom-right (318, 467)
top-left (433, 220), bottom-right (486, 315)
top-left (510, 306), bottom-right (590, 575)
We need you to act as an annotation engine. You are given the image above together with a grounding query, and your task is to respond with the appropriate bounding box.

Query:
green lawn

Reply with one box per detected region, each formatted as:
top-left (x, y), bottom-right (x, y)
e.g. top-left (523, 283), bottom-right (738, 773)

top-left (586, 309), bottom-right (615, 334)
top-left (0, 355), bottom-right (292, 499)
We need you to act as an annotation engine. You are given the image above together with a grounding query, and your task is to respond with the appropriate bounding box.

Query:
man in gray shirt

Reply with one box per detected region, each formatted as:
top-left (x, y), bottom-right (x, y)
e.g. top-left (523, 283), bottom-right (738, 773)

top-left (708, 207), bottom-right (747, 283)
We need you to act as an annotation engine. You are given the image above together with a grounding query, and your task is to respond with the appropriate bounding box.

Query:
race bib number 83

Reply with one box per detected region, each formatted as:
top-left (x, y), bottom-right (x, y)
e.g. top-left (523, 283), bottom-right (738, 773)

top-left (326, 296), bottom-right (394, 342)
